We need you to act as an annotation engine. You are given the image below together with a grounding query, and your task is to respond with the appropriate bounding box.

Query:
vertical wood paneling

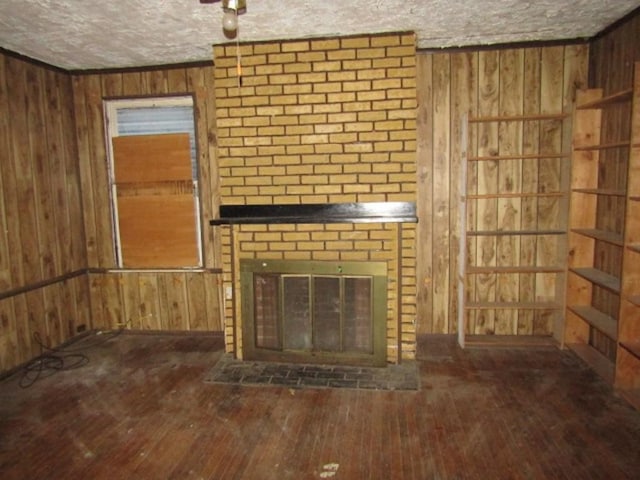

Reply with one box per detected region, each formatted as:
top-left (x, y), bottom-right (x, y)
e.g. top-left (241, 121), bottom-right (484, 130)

top-left (417, 43), bottom-right (589, 334)
top-left (565, 45), bottom-right (590, 104)
top-left (73, 75), bottom-right (100, 266)
top-left (44, 282), bottom-right (62, 346)
top-left (589, 14), bottom-right (640, 95)
top-left (0, 58), bottom-right (12, 291)
top-left (58, 71), bottom-right (85, 273)
top-left (57, 279), bottom-right (76, 338)
top-left (121, 272), bottom-right (142, 328)
top-left (465, 75), bottom-right (480, 335)
top-left (138, 273), bottom-right (162, 330)
top-left (0, 298), bottom-right (17, 371)
top-left (27, 67), bottom-right (57, 279)
top-left (145, 70), bottom-right (169, 95)
top-left (476, 50), bottom-right (500, 334)
top-left (187, 67), bottom-right (215, 267)
top-left (87, 273), bottom-right (105, 328)
top-left (416, 54), bottom-right (433, 334)
top-left (159, 273), bottom-right (189, 331)
top-left (102, 73), bottom-right (123, 98)
top-left (431, 54), bottom-right (451, 334)
top-left (168, 69), bottom-right (188, 92)
top-left (186, 274), bottom-right (207, 330)
top-left (0, 53), bottom-right (88, 373)
top-left (74, 275), bottom-right (92, 333)
top-left (12, 296), bottom-right (31, 364)
top-left (495, 49), bottom-right (524, 335)
top-left (205, 273), bottom-right (223, 331)
top-left (536, 47), bottom-right (565, 334)
top-left (45, 69), bottom-right (70, 273)
top-left (98, 271), bottom-right (222, 332)
top-left (156, 273), bottom-right (171, 330)
top-left (203, 65), bottom-right (223, 271)
top-left (0, 61), bottom-right (24, 289)
top-left (83, 75), bottom-right (111, 267)
top-left (450, 52), bottom-right (477, 334)
top-left (518, 47), bottom-right (541, 335)
top-left (122, 71), bottom-right (143, 96)
top-left (101, 273), bottom-right (122, 329)
top-left (25, 290), bottom-right (46, 359)
top-left (88, 75), bottom-right (115, 267)
top-left (559, 44), bottom-right (589, 342)
top-left (7, 59), bottom-right (39, 284)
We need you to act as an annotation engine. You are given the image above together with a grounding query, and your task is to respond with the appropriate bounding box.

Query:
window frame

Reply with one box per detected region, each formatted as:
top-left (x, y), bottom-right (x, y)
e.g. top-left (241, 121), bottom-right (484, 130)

top-left (103, 95), bottom-right (203, 270)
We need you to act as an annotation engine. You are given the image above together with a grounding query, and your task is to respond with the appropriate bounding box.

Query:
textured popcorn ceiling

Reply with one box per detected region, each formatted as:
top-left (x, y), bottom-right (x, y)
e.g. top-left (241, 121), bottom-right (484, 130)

top-left (0, 0), bottom-right (638, 70)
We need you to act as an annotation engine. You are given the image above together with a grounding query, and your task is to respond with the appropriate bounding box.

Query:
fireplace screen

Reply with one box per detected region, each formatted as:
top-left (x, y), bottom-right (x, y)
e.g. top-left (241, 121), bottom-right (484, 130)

top-left (241, 260), bottom-right (387, 366)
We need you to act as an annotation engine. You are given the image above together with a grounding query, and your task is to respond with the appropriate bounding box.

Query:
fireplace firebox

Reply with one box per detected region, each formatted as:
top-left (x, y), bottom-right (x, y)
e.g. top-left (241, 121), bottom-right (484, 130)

top-left (241, 259), bottom-right (388, 367)
top-left (210, 201), bottom-right (417, 365)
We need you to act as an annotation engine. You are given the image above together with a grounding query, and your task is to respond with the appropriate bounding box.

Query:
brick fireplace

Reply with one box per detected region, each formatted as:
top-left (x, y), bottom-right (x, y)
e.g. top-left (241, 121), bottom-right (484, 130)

top-left (211, 32), bottom-right (417, 364)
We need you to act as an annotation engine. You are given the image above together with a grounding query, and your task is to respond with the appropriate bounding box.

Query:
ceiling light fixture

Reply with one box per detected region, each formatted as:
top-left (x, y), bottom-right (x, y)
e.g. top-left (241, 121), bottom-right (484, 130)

top-left (222, 0), bottom-right (247, 32)
top-left (200, 0), bottom-right (247, 88)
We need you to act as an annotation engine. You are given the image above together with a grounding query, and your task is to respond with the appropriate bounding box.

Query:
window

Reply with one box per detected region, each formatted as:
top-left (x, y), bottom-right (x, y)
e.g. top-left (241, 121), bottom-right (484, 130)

top-left (104, 96), bottom-right (202, 268)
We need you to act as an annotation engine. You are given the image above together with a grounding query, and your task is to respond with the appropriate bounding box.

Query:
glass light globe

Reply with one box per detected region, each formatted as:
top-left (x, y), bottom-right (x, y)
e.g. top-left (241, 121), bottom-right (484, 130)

top-left (222, 10), bottom-right (238, 31)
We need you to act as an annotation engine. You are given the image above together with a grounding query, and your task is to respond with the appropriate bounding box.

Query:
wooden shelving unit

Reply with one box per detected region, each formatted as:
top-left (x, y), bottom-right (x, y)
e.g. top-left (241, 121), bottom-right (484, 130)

top-left (458, 112), bottom-right (571, 348)
top-left (565, 62), bottom-right (640, 409)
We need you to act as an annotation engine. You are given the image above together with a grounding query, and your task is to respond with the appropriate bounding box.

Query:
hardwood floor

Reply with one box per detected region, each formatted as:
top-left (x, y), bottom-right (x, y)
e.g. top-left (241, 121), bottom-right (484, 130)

top-left (1, 332), bottom-right (639, 479)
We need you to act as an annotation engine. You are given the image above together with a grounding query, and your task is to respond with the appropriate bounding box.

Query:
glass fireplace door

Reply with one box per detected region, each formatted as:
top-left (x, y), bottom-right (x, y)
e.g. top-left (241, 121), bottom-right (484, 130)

top-left (241, 259), bottom-right (387, 367)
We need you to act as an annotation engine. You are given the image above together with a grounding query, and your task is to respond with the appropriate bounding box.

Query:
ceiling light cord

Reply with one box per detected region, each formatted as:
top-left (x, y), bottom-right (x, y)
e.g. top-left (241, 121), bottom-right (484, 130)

top-left (236, 15), bottom-right (242, 88)
top-left (217, 0), bottom-right (245, 89)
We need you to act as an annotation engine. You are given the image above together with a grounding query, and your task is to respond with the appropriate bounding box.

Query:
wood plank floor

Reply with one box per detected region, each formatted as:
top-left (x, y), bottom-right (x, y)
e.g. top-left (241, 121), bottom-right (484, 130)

top-left (1, 332), bottom-right (639, 479)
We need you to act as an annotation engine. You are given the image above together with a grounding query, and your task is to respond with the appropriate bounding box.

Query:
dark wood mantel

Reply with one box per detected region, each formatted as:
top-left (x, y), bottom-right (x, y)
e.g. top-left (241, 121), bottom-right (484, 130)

top-left (209, 201), bottom-right (417, 225)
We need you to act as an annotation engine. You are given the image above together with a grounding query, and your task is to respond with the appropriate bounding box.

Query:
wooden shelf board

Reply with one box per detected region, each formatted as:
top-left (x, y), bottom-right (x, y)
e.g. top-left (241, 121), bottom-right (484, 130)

top-left (466, 192), bottom-right (564, 199)
top-left (572, 188), bottom-right (626, 197)
top-left (569, 267), bottom-right (621, 293)
top-left (465, 301), bottom-right (562, 310)
top-left (567, 343), bottom-right (615, 384)
top-left (468, 229), bottom-right (565, 236)
top-left (463, 335), bottom-right (557, 349)
top-left (571, 228), bottom-right (624, 246)
top-left (467, 266), bottom-right (564, 274)
top-left (630, 196), bottom-right (640, 202)
top-left (469, 113), bottom-right (568, 122)
top-left (468, 153), bottom-right (568, 162)
top-left (576, 88), bottom-right (632, 109)
top-left (620, 341), bottom-right (640, 360)
top-left (567, 305), bottom-right (618, 340)
top-left (574, 141), bottom-right (630, 151)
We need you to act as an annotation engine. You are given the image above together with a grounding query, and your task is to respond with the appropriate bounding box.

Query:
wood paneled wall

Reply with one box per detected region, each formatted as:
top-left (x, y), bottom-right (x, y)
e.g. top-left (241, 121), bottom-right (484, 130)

top-left (589, 11), bottom-right (640, 94)
top-left (71, 66), bottom-right (223, 333)
top-left (585, 10), bottom-right (640, 357)
top-left (0, 53), bottom-right (89, 371)
top-left (416, 44), bottom-right (589, 334)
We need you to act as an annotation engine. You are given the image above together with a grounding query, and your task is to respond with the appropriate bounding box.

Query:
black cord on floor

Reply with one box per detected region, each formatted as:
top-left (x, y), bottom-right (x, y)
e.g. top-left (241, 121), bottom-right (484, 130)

top-left (18, 329), bottom-right (123, 389)
top-left (19, 352), bottom-right (88, 388)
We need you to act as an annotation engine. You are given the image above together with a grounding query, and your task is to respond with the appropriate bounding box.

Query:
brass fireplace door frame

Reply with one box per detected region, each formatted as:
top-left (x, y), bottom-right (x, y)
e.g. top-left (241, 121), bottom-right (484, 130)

top-left (240, 259), bottom-right (388, 367)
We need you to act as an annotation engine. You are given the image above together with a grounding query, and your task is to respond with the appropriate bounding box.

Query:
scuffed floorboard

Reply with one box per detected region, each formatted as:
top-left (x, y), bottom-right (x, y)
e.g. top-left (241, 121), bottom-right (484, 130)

top-left (0, 332), bottom-right (639, 479)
